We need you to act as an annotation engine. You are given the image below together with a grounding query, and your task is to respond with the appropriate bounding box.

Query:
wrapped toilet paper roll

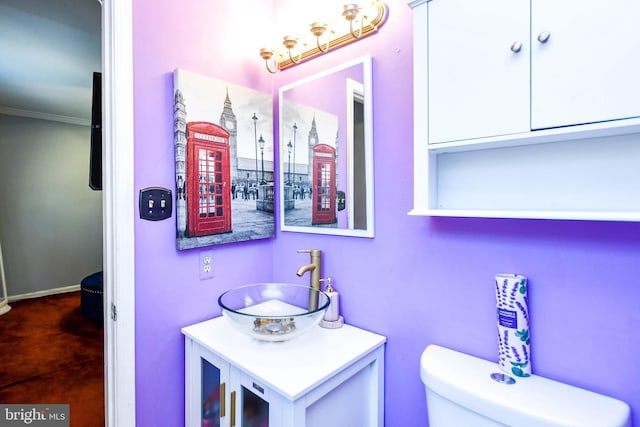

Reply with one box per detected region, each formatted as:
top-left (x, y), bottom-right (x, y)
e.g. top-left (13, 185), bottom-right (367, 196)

top-left (495, 273), bottom-right (531, 377)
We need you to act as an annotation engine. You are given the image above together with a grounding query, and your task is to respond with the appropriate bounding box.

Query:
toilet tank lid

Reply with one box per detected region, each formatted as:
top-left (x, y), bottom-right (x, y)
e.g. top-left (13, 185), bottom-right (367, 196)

top-left (420, 345), bottom-right (631, 427)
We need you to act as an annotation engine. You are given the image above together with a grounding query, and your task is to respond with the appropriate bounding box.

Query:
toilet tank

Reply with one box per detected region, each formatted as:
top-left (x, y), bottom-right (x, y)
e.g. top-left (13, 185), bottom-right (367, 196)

top-left (421, 345), bottom-right (631, 427)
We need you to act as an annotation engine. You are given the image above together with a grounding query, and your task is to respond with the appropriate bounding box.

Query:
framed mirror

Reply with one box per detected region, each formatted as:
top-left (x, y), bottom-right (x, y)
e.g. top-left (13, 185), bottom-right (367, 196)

top-left (279, 55), bottom-right (374, 237)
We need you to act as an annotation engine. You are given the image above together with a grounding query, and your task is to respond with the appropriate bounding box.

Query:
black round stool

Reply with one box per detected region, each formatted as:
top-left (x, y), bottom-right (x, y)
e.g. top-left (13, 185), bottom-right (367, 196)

top-left (80, 271), bottom-right (103, 323)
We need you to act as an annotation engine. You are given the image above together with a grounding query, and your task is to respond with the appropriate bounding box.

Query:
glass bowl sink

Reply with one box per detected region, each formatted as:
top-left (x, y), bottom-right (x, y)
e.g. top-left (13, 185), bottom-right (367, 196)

top-left (218, 283), bottom-right (330, 341)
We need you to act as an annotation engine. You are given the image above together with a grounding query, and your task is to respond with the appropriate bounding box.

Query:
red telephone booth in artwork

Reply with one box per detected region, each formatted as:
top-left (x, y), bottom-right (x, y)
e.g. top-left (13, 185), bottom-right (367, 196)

top-left (186, 122), bottom-right (232, 236)
top-left (312, 144), bottom-right (337, 225)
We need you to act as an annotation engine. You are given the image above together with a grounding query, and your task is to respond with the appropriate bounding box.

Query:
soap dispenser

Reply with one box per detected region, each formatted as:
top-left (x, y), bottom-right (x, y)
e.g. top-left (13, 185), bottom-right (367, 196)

top-left (320, 277), bottom-right (344, 329)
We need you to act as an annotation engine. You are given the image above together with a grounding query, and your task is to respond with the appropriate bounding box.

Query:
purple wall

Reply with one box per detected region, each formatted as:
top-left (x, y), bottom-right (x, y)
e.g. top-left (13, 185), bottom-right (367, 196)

top-left (132, 1), bottom-right (275, 425)
top-left (133, 1), bottom-right (640, 426)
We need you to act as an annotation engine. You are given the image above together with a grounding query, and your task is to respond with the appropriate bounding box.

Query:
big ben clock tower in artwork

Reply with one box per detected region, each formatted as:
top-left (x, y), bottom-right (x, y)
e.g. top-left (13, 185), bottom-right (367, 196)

top-left (307, 114), bottom-right (319, 182)
top-left (219, 89), bottom-right (238, 183)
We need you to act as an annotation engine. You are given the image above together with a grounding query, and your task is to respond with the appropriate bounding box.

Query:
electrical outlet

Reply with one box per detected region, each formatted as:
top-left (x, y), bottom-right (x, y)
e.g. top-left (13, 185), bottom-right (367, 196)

top-left (199, 251), bottom-right (214, 280)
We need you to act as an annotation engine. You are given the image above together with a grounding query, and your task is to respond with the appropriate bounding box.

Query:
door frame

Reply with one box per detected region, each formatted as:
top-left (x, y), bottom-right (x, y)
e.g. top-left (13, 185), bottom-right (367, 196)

top-left (102, 0), bottom-right (136, 425)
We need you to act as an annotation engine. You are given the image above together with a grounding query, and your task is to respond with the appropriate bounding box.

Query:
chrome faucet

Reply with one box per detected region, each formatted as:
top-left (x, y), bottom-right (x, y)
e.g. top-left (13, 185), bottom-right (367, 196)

top-left (296, 249), bottom-right (322, 310)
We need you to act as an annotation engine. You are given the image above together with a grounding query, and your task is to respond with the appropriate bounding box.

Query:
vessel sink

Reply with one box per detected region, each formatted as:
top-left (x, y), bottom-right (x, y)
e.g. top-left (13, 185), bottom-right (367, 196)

top-left (218, 283), bottom-right (330, 341)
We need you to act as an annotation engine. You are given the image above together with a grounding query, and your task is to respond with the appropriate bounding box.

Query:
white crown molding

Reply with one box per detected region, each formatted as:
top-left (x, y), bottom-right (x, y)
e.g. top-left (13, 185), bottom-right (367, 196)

top-left (407, 0), bottom-right (430, 8)
top-left (0, 106), bottom-right (90, 126)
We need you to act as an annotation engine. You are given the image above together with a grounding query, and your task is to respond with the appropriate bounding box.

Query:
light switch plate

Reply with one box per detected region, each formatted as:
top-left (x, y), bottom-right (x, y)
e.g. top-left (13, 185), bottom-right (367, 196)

top-left (139, 187), bottom-right (172, 221)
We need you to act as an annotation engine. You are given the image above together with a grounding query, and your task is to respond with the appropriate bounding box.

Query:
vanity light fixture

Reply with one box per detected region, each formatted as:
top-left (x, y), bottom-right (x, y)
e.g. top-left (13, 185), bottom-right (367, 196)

top-left (260, 1), bottom-right (387, 74)
top-left (310, 22), bottom-right (331, 52)
top-left (283, 36), bottom-right (302, 64)
top-left (343, 4), bottom-right (365, 38)
top-left (260, 48), bottom-right (278, 74)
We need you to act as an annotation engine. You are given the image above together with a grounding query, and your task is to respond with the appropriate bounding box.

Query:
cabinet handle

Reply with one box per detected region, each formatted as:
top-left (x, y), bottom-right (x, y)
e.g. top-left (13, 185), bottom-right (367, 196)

top-left (220, 382), bottom-right (226, 417)
top-left (537, 31), bottom-right (551, 43)
top-left (510, 41), bottom-right (522, 53)
top-left (230, 390), bottom-right (237, 427)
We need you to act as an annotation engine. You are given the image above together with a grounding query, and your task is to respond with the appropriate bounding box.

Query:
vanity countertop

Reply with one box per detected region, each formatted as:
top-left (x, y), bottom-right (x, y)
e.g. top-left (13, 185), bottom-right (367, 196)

top-left (182, 316), bottom-right (386, 399)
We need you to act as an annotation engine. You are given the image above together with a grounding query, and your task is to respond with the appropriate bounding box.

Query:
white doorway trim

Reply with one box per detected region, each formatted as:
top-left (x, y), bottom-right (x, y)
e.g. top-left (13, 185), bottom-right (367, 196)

top-left (102, 0), bottom-right (136, 425)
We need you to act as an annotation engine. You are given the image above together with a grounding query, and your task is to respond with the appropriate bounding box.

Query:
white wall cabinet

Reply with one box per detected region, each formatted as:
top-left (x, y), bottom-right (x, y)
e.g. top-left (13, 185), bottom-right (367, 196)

top-left (426, 0), bottom-right (640, 144)
top-left (427, 0), bottom-right (530, 144)
top-left (531, 0), bottom-right (640, 130)
top-left (182, 316), bottom-right (386, 427)
top-left (409, 0), bottom-right (640, 221)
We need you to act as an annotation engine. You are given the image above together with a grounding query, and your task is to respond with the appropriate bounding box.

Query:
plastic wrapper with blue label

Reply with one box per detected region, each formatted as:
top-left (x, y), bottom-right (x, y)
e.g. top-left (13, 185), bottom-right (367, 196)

top-left (495, 273), bottom-right (531, 377)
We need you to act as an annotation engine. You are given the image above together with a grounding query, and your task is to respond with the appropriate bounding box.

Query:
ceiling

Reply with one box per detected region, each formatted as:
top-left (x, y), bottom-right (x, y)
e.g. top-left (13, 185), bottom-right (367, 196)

top-left (0, 0), bottom-right (101, 125)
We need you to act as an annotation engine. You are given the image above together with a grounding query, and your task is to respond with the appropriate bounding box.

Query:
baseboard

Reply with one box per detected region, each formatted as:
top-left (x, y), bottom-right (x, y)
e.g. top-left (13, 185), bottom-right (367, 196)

top-left (8, 284), bottom-right (81, 302)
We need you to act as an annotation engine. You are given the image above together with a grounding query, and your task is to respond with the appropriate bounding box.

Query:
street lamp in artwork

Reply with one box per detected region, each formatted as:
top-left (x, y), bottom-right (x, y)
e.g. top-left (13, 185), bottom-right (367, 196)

top-left (259, 135), bottom-right (266, 185)
top-left (287, 140), bottom-right (293, 185)
top-left (252, 113), bottom-right (259, 186)
top-left (292, 122), bottom-right (297, 185)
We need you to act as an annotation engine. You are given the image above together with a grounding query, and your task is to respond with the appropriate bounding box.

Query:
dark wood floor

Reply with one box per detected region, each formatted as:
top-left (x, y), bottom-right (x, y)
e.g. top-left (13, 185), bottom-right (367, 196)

top-left (0, 291), bottom-right (104, 426)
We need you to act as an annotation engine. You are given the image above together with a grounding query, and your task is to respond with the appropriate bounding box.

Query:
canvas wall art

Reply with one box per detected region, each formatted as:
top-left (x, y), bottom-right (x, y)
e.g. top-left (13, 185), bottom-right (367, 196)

top-left (173, 69), bottom-right (274, 250)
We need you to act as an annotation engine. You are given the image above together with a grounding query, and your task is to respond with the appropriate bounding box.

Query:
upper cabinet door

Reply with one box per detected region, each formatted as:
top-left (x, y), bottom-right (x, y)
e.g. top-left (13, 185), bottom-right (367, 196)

top-left (531, 0), bottom-right (640, 130)
top-left (427, 0), bottom-right (530, 144)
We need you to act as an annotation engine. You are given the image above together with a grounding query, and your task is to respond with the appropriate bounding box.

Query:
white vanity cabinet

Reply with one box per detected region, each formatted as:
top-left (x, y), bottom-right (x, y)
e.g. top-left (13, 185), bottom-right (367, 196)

top-left (425, 0), bottom-right (640, 144)
top-left (182, 316), bottom-right (386, 427)
top-left (409, 0), bottom-right (640, 221)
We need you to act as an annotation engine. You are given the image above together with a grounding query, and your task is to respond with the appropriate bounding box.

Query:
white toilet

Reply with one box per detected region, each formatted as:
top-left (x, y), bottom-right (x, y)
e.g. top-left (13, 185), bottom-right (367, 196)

top-left (421, 345), bottom-right (631, 427)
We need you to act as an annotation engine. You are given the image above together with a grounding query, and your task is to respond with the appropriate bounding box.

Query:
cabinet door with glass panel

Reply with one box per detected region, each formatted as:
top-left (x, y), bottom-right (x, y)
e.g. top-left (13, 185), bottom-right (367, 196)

top-left (185, 339), bottom-right (270, 427)
top-left (185, 342), bottom-right (230, 427)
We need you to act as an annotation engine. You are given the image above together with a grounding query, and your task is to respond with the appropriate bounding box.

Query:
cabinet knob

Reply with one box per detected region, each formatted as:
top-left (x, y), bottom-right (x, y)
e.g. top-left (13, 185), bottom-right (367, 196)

top-left (537, 31), bottom-right (551, 43)
top-left (510, 41), bottom-right (523, 53)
